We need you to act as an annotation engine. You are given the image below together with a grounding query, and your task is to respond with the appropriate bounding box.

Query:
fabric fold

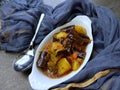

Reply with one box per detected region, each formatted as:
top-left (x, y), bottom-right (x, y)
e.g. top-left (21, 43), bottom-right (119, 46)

top-left (0, 0), bottom-right (54, 52)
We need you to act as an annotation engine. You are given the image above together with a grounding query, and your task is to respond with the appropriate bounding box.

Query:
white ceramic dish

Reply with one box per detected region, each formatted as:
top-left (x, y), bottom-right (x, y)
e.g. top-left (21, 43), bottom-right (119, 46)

top-left (29, 15), bottom-right (93, 90)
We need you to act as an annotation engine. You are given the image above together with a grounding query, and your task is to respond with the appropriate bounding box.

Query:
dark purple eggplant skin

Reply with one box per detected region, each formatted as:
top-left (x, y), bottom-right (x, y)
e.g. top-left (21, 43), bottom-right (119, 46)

top-left (36, 51), bottom-right (50, 69)
top-left (61, 25), bottom-right (75, 33)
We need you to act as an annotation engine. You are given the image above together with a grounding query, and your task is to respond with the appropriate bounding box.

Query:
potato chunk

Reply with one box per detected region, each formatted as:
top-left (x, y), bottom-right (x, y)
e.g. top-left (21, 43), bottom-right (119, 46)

top-left (50, 53), bottom-right (61, 64)
top-left (72, 60), bottom-right (80, 71)
top-left (54, 31), bottom-right (68, 39)
top-left (50, 42), bottom-right (64, 54)
top-left (72, 58), bottom-right (83, 71)
top-left (75, 25), bottom-right (87, 35)
top-left (58, 58), bottom-right (71, 75)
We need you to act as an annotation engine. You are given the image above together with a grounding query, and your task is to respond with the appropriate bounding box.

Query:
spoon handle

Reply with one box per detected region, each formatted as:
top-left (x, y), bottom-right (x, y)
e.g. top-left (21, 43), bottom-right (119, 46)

top-left (29, 13), bottom-right (45, 47)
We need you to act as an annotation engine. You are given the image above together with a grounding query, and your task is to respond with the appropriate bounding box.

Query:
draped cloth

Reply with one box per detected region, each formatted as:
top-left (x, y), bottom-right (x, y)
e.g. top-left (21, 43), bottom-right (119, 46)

top-left (0, 0), bottom-right (120, 90)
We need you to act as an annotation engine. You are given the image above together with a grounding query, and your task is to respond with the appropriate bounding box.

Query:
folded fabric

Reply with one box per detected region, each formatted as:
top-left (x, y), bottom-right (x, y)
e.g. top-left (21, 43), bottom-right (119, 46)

top-left (0, 0), bottom-right (120, 90)
top-left (0, 0), bottom-right (55, 52)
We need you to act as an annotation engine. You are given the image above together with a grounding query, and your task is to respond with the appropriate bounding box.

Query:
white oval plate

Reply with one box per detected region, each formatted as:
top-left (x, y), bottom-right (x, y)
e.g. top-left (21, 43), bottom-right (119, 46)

top-left (28, 15), bottom-right (93, 90)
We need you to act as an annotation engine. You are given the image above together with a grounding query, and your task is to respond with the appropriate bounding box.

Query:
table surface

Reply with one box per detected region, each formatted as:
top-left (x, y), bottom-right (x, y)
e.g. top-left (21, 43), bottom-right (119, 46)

top-left (0, 0), bottom-right (120, 90)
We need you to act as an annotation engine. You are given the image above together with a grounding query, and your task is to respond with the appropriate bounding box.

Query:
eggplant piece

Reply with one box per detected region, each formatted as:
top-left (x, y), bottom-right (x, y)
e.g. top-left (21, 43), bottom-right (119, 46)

top-left (56, 49), bottom-right (68, 57)
top-left (61, 25), bottom-right (75, 33)
top-left (36, 51), bottom-right (50, 69)
top-left (61, 38), bottom-right (73, 54)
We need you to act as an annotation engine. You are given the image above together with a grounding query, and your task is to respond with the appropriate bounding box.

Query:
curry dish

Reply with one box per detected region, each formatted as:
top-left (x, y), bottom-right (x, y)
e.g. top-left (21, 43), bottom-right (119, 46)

top-left (36, 25), bottom-right (91, 78)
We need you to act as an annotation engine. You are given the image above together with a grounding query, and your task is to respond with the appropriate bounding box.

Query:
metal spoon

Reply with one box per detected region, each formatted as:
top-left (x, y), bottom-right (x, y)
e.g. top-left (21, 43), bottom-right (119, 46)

top-left (14, 13), bottom-right (45, 72)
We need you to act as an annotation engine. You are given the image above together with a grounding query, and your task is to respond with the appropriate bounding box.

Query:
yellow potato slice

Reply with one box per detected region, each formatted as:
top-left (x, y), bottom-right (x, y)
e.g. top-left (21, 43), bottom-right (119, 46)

top-left (72, 60), bottom-right (80, 71)
top-left (75, 25), bottom-right (87, 35)
top-left (54, 31), bottom-right (68, 39)
top-left (58, 58), bottom-right (71, 75)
